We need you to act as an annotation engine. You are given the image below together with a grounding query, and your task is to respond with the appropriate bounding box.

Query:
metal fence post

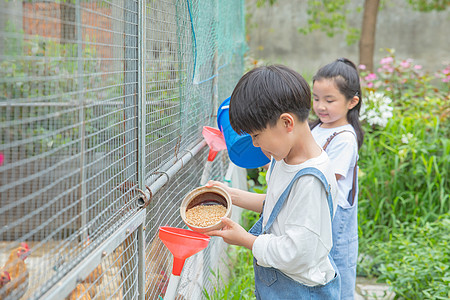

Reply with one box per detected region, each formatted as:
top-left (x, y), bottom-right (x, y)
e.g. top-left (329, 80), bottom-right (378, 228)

top-left (123, 0), bottom-right (139, 298)
top-left (137, 0), bottom-right (146, 299)
top-left (75, 0), bottom-right (88, 242)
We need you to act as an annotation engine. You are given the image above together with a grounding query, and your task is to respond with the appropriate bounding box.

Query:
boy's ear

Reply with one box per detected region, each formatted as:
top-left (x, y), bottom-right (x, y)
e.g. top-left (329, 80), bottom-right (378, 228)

top-left (279, 113), bottom-right (295, 131)
top-left (348, 96), bottom-right (360, 110)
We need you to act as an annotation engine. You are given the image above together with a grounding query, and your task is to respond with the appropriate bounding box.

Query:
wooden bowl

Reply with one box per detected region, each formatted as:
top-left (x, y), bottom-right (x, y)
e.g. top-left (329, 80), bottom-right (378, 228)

top-left (180, 186), bottom-right (232, 233)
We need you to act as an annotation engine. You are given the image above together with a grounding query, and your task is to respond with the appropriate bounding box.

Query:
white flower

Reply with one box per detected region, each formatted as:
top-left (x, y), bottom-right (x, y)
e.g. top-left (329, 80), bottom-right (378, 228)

top-left (360, 91), bottom-right (393, 128)
top-left (401, 133), bottom-right (414, 144)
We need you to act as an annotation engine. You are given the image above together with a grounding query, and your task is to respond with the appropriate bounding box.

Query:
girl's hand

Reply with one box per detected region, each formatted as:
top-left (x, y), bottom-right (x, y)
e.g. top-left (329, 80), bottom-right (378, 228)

top-left (206, 217), bottom-right (256, 250)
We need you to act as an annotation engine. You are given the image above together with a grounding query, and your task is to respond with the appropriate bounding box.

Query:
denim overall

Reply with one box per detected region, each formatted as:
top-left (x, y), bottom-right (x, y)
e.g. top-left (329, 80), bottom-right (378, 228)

top-left (323, 131), bottom-right (359, 300)
top-left (249, 163), bottom-right (341, 299)
top-left (329, 187), bottom-right (358, 300)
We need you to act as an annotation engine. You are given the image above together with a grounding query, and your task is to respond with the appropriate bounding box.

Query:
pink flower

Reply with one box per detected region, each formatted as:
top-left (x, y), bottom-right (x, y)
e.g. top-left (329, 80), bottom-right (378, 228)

top-left (380, 57), bottom-right (394, 65)
top-left (367, 82), bottom-right (374, 88)
top-left (382, 65), bottom-right (394, 73)
top-left (358, 64), bottom-right (366, 70)
top-left (400, 60), bottom-right (411, 68)
top-left (364, 73), bottom-right (377, 81)
top-left (0, 152), bottom-right (3, 166)
top-left (414, 65), bottom-right (422, 70)
top-left (443, 77), bottom-right (450, 83)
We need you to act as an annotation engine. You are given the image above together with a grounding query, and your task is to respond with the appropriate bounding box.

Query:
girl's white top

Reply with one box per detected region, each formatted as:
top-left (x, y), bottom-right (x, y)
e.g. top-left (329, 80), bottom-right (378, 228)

top-left (252, 150), bottom-right (338, 286)
top-left (311, 124), bottom-right (358, 208)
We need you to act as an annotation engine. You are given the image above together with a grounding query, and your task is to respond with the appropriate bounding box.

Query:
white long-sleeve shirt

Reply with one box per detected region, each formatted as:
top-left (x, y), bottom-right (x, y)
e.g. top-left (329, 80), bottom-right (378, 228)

top-left (252, 150), bottom-right (338, 286)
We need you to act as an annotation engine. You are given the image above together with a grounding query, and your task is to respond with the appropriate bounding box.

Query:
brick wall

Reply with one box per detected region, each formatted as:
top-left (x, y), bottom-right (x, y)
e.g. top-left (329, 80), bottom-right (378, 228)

top-left (22, 2), bottom-right (115, 65)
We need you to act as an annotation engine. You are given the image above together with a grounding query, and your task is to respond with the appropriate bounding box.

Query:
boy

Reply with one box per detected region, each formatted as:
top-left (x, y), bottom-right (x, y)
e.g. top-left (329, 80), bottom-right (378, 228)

top-left (207, 65), bottom-right (341, 299)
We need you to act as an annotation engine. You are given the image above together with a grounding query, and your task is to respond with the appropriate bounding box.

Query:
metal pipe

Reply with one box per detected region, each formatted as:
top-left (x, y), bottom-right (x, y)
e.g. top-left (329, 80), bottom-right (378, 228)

top-left (164, 274), bottom-right (181, 300)
top-left (141, 140), bottom-right (207, 201)
top-left (137, 224), bottom-right (145, 300)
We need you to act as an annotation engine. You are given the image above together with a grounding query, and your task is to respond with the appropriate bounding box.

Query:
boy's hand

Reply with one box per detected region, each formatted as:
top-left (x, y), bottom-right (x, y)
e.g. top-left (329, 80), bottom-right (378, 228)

top-left (206, 217), bottom-right (257, 250)
top-left (206, 180), bottom-right (230, 192)
top-left (206, 180), bottom-right (236, 205)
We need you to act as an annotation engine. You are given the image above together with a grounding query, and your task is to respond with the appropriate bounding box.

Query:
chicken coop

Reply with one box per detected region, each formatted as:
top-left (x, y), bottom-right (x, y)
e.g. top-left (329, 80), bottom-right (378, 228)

top-left (0, 0), bottom-right (247, 299)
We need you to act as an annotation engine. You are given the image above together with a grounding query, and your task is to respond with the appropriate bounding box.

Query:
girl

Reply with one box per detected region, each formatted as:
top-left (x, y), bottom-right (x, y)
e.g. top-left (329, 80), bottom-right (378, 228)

top-left (310, 58), bottom-right (364, 300)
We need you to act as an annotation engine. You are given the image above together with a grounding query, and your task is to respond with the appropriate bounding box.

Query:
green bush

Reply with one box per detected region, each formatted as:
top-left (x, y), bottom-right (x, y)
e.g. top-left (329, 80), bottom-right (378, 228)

top-left (360, 215), bottom-right (449, 299)
top-left (358, 50), bottom-right (449, 235)
top-left (357, 50), bottom-right (449, 298)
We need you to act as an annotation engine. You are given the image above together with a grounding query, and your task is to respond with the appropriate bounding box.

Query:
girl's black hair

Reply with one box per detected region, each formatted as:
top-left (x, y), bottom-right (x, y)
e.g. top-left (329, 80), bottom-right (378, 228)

top-left (311, 58), bottom-right (364, 149)
top-left (229, 64), bottom-right (311, 134)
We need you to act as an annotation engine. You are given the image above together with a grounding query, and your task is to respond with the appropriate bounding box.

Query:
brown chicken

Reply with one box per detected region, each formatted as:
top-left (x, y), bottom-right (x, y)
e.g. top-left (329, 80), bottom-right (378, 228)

top-left (145, 260), bottom-right (170, 300)
top-left (81, 237), bottom-right (103, 298)
top-left (0, 271), bottom-right (10, 288)
top-left (0, 243), bottom-right (30, 300)
top-left (67, 283), bottom-right (92, 300)
top-left (144, 236), bottom-right (185, 300)
top-left (0, 271), bottom-right (11, 299)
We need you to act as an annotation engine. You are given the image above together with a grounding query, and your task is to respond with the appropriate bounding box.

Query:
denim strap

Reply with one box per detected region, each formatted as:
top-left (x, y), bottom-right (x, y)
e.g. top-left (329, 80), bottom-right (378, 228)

top-left (262, 166), bottom-right (333, 234)
top-left (322, 130), bottom-right (358, 205)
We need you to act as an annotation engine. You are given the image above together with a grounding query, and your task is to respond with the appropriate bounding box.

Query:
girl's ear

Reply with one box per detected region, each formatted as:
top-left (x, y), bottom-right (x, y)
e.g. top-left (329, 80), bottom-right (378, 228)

top-left (348, 95), bottom-right (360, 110)
top-left (279, 113), bottom-right (295, 132)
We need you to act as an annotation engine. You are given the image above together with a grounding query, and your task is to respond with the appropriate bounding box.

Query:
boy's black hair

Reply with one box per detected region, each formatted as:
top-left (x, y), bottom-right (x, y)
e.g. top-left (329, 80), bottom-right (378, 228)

top-left (229, 64), bottom-right (311, 135)
top-left (311, 58), bottom-right (365, 149)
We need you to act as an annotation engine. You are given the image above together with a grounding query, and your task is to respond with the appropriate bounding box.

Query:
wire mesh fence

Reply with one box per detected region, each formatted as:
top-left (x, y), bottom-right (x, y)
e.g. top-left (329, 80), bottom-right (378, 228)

top-left (0, 0), bottom-right (246, 298)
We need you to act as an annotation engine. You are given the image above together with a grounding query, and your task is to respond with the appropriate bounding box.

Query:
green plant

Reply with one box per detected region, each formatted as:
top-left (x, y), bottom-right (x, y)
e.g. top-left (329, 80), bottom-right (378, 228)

top-left (358, 51), bottom-right (450, 235)
top-left (244, 167), bottom-right (267, 230)
top-left (0, 21), bottom-right (128, 155)
top-left (356, 50), bottom-right (449, 297)
top-left (204, 245), bottom-right (255, 300)
top-left (359, 215), bottom-right (450, 299)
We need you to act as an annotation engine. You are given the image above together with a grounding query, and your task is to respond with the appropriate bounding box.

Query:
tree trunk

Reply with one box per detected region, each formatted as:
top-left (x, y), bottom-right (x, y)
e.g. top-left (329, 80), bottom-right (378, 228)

top-left (359, 0), bottom-right (380, 72)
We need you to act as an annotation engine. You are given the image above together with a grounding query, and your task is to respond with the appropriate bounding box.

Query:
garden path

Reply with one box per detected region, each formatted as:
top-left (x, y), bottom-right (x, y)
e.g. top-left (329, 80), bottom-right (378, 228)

top-left (355, 276), bottom-right (395, 299)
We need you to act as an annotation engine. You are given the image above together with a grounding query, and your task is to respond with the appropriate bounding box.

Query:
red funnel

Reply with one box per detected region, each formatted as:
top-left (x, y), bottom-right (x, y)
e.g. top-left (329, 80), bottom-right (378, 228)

top-left (159, 226), bottom-right (210, 276)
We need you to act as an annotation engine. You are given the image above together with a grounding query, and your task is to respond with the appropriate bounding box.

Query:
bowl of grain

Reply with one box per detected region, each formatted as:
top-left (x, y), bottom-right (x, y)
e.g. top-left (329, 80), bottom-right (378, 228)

top-left (180, 186), bottom-right (232, 233)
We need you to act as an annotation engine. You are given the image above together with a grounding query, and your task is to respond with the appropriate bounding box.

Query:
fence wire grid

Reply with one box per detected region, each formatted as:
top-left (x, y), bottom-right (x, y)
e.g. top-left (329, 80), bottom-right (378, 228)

top-left (0, 0), bottom-right (247, 299)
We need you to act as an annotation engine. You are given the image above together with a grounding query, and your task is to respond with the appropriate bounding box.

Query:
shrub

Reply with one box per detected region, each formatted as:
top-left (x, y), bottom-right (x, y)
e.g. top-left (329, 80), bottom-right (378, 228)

top-left (357, 50), bottom-right (449, 298)
top-left (360, 215), bottom-right (449, 299)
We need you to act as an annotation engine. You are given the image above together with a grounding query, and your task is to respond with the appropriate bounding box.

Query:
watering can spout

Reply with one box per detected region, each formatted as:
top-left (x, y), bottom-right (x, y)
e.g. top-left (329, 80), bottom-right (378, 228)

top-left (207, 149), bottom-right (218, 161)
top-left (201, 126), bottom-right (227, 185)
